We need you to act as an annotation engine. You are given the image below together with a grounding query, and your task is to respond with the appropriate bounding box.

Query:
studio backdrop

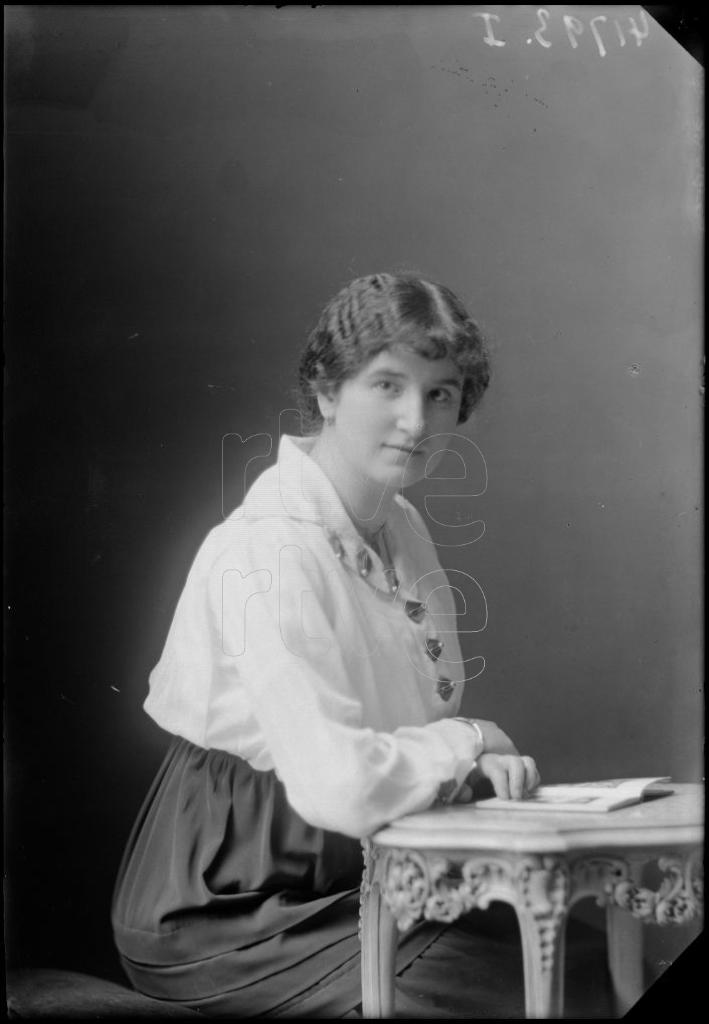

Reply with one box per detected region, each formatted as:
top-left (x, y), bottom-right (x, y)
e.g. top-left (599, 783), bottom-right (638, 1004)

top-left (5, 5), bottom-right (702, 978)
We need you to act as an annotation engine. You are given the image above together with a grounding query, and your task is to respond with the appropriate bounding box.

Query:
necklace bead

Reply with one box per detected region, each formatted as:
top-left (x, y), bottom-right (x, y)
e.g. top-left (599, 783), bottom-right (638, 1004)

top-left (326, 530), bottom-right (346, 560)
top-left (357, 549), bottom-right (373, 577)
top-left (384, 567), bottom-right (399, 595)
top-left (436, 677), bottom-right (455, 702)
top-left (405, 600), bottom-right (427, 624)
top-left (426, 638), bottom-right (444, 661)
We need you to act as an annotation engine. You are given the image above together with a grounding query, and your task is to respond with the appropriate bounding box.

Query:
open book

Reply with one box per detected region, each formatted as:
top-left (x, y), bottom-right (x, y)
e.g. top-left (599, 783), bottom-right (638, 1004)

top-left (476, 777), bottom-right (673, 813)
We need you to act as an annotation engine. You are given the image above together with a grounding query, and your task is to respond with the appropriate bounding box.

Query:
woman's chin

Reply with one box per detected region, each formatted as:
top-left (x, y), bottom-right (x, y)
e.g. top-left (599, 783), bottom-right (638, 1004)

top-left (355, 453), bottom-right (427, 492)
top-left (388, 466), bottom-right (427, 491)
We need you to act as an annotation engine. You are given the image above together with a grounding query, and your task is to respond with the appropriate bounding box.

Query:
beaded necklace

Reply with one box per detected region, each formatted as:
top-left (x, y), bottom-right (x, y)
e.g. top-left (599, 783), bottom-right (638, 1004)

top-left (359, 524), bottom-right (400, 596)
top-left (324, 524), bottom-right (455, 702)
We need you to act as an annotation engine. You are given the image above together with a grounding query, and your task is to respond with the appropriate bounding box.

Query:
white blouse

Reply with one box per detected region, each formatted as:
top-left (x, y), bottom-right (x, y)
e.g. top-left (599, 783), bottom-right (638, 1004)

top-left (145, 434), bottom-right (483, 838)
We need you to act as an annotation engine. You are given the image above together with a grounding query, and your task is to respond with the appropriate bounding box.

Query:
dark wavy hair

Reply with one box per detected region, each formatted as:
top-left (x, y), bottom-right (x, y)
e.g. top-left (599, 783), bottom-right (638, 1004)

top-left (296, 273), bottom-right (490, 433)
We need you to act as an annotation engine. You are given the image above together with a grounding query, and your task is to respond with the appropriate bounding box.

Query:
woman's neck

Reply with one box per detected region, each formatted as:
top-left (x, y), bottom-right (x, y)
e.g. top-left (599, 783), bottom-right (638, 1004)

top-left (308, 434), bottom-right (396, 537)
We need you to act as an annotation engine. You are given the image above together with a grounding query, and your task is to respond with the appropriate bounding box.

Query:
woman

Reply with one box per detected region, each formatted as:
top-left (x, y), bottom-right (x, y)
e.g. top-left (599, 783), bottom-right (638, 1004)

top-left (112, 273), bottom-right (540, 1017)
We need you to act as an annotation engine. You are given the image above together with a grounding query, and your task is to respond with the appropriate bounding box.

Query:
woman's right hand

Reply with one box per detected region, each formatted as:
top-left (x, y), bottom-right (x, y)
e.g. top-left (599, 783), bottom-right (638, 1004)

top-left (474, 752), bottom-right (540, 801)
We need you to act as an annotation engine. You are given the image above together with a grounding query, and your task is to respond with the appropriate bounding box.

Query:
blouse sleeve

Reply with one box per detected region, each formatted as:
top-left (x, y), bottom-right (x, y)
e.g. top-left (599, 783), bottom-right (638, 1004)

top-left (209, 520), bottom-right (483, 838)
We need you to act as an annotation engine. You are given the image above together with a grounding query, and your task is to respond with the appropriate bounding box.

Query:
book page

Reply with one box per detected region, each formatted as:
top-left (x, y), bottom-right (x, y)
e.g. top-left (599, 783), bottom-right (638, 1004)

top-left (560, 777), bottom-right (671, 792)
top-left (475, 777), bottom-right (672, 812)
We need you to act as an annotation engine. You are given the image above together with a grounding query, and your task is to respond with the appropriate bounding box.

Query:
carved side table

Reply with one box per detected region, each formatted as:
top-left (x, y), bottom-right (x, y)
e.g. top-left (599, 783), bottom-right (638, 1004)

top-left (360, 783), bottom-right (703, 1018)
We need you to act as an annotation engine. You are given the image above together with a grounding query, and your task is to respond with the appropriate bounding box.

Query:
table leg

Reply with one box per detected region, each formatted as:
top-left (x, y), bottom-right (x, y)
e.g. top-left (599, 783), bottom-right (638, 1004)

top-left (505, 856), bottom-right (571, 1018)
top-left (606, 904), bottom-right (644, 1015)
top-left (516, 906), bottom-right (567, 1018)
top-left (360, 874), bottom-right (398, 1018)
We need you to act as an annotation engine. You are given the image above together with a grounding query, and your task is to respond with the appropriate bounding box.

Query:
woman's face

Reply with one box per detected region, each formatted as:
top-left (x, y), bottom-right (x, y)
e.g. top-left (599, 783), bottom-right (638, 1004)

top-left (317, 342), bottom-right (464, 492)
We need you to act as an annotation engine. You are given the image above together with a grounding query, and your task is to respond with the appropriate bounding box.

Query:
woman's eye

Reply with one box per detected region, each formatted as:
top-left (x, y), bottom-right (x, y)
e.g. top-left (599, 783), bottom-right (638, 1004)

top-left (430, 389), bottom-right (454, 404)
top-left (374, 380), bottom-right (398, 394)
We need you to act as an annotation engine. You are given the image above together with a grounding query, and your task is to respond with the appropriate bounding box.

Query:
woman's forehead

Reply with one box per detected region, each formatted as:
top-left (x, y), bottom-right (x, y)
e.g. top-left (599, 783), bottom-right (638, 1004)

top-left (361, 345), bottom-right (462, 384)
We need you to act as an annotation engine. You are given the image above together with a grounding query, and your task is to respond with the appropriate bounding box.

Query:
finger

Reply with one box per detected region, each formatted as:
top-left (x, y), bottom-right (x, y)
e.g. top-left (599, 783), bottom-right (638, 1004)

top-left (521, 756), bottom-right (541, 795)
top-left (507, 757), bottom-right (526, 801)
top-left (455, 783), bottom-right (474, 804)
top-left (487, 765), bottom-right (510, 801)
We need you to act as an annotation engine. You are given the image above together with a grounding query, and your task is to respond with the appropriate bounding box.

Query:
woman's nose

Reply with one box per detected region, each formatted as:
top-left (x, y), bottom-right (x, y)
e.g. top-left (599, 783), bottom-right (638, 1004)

top-left (396, 394), bottom-right (427, 438)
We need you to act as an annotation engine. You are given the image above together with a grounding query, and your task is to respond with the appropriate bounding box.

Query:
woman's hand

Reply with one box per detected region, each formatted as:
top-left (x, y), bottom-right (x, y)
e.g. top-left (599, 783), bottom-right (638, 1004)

top-left (454, 753), bottom-right (540, 803)
top-left (450, 720), bottom-right (539, 803)
top-left (470, 720), bottom-right (520, 757)
top-left (474, 753), bottom-right (540, 801)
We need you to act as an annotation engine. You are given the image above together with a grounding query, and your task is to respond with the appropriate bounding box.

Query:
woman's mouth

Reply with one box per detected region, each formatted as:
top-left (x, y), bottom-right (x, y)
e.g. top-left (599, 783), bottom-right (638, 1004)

top-left (384, 445), bottom-right (425, 457)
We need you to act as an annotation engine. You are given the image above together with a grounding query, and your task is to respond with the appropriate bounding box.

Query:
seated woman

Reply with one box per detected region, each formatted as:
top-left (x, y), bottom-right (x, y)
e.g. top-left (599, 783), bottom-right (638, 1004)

top-left (112, 273), bottom-right (541, 1017)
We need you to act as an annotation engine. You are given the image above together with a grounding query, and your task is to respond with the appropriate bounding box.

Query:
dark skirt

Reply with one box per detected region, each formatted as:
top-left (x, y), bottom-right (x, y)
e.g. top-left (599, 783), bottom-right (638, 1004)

top-left (112, 738), bottom-right (612, 1018)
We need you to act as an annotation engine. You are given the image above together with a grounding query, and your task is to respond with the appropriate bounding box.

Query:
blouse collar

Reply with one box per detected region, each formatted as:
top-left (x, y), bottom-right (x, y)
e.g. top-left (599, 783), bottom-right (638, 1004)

top-left (237, 433), bottom-right (413, 591)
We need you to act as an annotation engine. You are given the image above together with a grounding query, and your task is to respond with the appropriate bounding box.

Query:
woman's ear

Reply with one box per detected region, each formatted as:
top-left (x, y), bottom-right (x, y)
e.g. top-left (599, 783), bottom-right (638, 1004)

top-left (316, 387), bottom-right (338, 424)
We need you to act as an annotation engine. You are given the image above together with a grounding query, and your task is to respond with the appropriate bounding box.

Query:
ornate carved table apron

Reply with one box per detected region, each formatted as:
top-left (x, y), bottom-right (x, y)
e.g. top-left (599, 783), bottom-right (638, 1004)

top-left (359, 783), bottom-right (703, 1018)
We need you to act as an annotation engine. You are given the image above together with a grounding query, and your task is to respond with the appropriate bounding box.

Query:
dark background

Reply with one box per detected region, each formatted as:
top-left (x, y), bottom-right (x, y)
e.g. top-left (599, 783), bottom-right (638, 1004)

top-left (5, 5), bottom-right (702, 989)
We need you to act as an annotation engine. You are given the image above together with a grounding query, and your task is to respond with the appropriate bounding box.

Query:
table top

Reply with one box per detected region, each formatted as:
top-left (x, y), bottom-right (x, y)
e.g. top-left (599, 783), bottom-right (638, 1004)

top-left (370, 783), bottom-right (704, 854)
